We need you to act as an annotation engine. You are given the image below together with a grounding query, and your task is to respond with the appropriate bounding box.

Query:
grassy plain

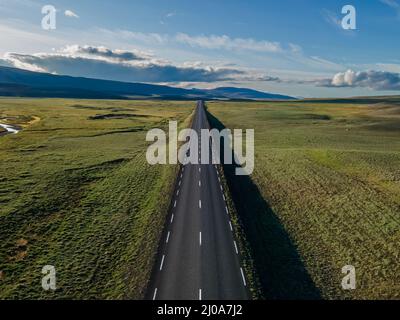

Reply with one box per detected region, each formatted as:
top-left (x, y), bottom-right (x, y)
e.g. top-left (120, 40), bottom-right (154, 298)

top-left (207, 97), bottom-right (400, 299)
top-left (0, 98), bottom-right (192, 299)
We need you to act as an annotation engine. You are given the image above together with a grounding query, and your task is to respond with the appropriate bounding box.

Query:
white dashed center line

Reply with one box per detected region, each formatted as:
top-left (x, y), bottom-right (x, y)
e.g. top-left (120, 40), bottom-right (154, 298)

top-left (166, 231), bottom-right (170, 243)
top-left (199, 289), bottom-right (202, 300)
top-left (170, 214), bottom-right (174, 224)
top-left (176, 189), bottom-right (179, 196)
top-left (153, 288), bottom-right (158, 300)
top-left (160, 255), bottom-right (165, 271)
top-left (229, 221), bottom-right (233, 231)
top-left (199, 200), bottom-right (202, 208)
top-left (199, 180), bottom-right (201, 187)
top-left (174, 200), bottom-right (177, 208)
top-left (225, 206), bottom-right (229, 214)
top-left (199, 232), bottom-right (202, 246)
top-left (240, 268), bottom-right (247, 286)
top-left (233, 241), bottom-right (239, 254)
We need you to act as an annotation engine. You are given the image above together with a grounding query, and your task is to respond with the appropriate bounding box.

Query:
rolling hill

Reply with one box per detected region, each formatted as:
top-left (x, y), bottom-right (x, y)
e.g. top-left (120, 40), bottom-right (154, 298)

top-left (0, 66), bottom-right (295, 101)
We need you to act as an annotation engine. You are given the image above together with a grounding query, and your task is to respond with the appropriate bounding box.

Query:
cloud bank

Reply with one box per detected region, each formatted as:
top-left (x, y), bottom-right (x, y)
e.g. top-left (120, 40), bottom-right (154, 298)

top-left (322, 69), bottom-right (400, 91)
top-left (61, 45), bottom-right (147, 62)
top-left (2, 45), bottom-right (257, 83)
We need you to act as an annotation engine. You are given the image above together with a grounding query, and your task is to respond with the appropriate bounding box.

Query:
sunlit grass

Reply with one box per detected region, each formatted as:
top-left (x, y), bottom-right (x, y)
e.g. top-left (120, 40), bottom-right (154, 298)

top-left (207, 98), bottom-right (400, 299)
top-left (0, 98), bottom-right (193, 299)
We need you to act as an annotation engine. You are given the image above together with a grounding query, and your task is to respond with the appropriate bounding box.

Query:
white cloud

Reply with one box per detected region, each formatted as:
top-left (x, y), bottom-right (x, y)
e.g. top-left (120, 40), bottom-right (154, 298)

top-left (60, 45), bottom-right (150, 62)
top-left (331, 70), bottom-right (357, 86)
top-left (100, 29), bottom-right (169, 45)
top-left (65, 10), bottom-right (79, 18)
top-left (323, 69), bottom-right (400, 90)
top-left (175, 33), bottom-right (282, 53)
top-left (98, 29), bottom-right (283, 53)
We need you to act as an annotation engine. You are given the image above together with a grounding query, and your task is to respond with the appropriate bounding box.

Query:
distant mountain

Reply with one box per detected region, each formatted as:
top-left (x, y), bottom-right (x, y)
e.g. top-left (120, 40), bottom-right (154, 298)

top-left (0, 66), bottom-right (296, 100)
top-left (0, 83), bottom-right (124, 99)
top-left (204, 87), bottom-right (295, 100)
top-left (0, 66), bottom-right (200, 99)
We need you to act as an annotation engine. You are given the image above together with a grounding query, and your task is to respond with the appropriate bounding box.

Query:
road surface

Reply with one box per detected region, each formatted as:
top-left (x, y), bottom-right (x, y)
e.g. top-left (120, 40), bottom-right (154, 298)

top-left (147, 101), bottom-right (249, 300)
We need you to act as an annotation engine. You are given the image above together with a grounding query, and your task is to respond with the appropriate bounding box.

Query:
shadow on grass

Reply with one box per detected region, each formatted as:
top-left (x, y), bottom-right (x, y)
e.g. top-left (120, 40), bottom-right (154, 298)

top-left (207, 110), bottom-right (321, 300)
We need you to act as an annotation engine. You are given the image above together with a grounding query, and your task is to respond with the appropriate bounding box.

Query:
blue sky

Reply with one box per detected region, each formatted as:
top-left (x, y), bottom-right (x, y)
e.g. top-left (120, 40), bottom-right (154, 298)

top-left (0, 0), bottom-right (400, 97)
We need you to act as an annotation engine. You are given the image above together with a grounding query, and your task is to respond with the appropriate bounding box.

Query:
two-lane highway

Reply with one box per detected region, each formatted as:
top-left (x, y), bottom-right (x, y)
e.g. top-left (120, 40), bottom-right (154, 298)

top-left (147, 101), bottom-right (249, 300)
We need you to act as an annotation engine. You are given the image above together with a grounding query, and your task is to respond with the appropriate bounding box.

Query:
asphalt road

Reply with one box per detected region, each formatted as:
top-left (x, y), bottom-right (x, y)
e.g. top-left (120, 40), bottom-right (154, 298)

top-left (147, 101), bottom-right (250, 300)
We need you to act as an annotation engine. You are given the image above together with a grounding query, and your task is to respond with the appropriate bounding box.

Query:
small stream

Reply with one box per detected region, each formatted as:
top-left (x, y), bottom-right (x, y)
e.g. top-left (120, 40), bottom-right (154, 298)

top-left (0, 123), bottom-right (20, 135)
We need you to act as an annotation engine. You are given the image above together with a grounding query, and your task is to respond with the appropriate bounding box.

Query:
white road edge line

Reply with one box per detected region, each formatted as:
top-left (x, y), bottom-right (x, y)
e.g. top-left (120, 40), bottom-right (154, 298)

top-left (160, 255), bottom-right (165, 271)
top-left (229, 221), bottom-right (233, 231)
top-left (174, 200), bottom-right (177, 208)
top-left (240, 267), bottom-right (247, 286)
top-left (176, 189), bottom-right (179, 196)
top-left (225, 206), bottom-right (229, 214)
top-left (170, 214), bottom-right (174, 224)
top-left (234, 240), bottom-right (239, 254)
top-left (153, 288), bottom-right (158, 300)
top-left (166, 231), bottom-right (170, 243)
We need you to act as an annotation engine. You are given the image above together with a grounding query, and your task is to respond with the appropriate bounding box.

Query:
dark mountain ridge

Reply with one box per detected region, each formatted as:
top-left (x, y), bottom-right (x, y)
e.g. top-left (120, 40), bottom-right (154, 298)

top-left (0, 66), bottom-right (296, 100)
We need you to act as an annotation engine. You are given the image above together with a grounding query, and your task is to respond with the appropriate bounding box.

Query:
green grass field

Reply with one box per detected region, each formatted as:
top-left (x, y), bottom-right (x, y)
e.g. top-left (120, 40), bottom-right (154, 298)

top-left (1, 96), bottom-right (399, 300)
top-left (207, 97), bottom-right (400, 299)
top-left (0, 98), bottom-right (193, 299)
